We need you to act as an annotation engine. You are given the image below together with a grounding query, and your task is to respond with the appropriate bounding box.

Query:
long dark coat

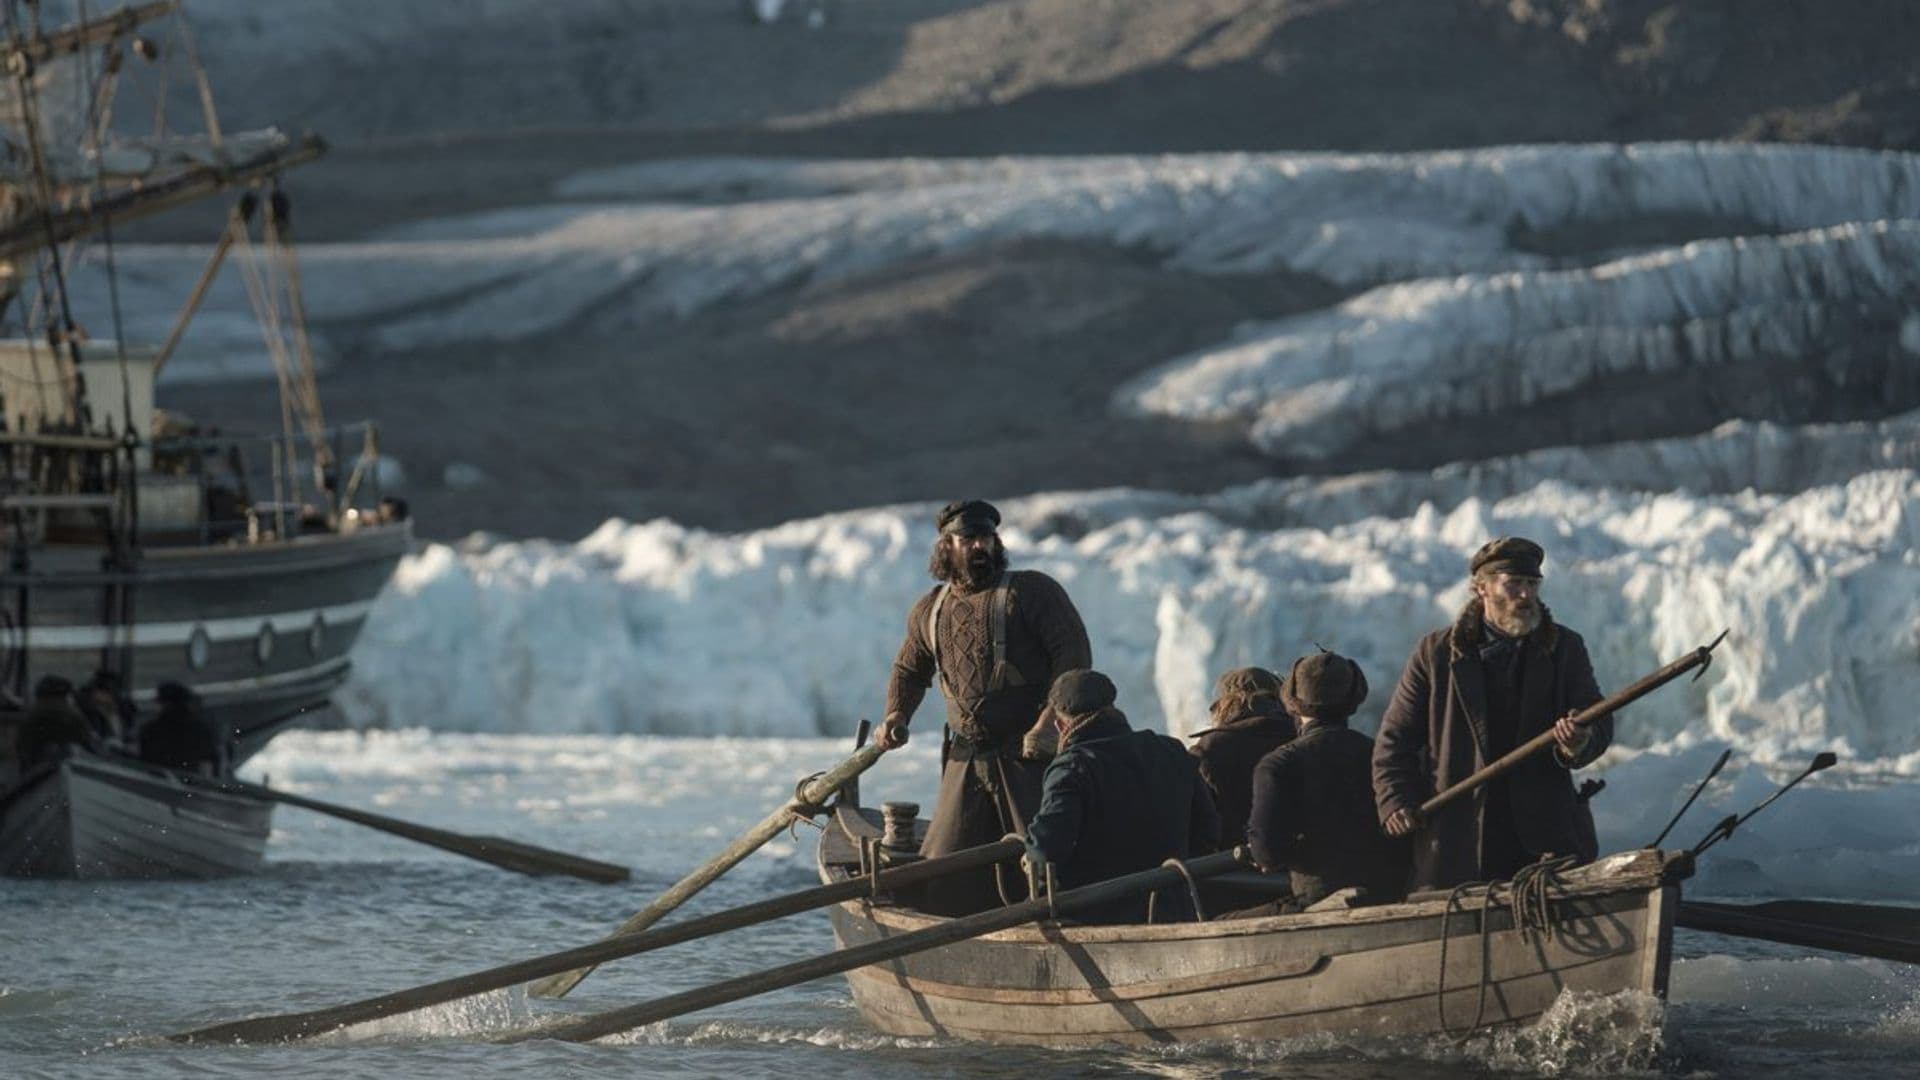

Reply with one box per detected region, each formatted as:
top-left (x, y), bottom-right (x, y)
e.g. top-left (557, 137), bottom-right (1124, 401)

top-left (1372, 602), bottom-right (1611, 891)
top-left (1248, 720), bottom-right (1407, 907)
top-left (1026, 709), bottom-right (1220, 925)
top-left (1188, 702), bottom-right (1295, 851)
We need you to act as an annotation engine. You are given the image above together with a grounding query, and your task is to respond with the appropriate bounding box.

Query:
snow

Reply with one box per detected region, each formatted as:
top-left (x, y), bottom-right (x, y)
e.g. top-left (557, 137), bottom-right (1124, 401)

top-left (340, 466), bottom-right (1920, 774)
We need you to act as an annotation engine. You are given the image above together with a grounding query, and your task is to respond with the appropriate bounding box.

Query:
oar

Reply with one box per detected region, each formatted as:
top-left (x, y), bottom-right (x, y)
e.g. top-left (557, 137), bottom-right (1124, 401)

top-left (168, 836), bottom-right (1023, 1045)
top-left (1678, 899), bottom-right (1920, 965)
top-left (1688, 751), bottom-right (1838, 855)
top-left (218, 778), bottom-right (628, 884)
top-left (1647, 747), bottom-right (1732, 849)
top-left (529, 741), bottom-right (888, 999)
top-left (502, 848), bottom-right (1249, 1044)
top-left (1419, 630), bottom-right (1729, 821)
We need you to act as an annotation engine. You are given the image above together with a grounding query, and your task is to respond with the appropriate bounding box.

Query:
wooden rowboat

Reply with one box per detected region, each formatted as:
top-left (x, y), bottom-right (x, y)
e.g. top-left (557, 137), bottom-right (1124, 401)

top-left (0, 750), bottom-right (273, 879)
top-left (817, 804), bottom-right (1690, 1047)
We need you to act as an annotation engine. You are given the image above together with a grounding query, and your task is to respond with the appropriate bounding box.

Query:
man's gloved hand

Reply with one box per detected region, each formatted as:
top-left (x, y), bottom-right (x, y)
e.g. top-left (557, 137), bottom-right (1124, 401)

top-left (876, 715), bottom-right (909, 750)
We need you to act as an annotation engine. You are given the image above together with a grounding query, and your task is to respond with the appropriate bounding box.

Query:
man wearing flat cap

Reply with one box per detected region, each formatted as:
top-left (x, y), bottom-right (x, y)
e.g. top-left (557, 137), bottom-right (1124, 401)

top-left (879, 498), bottom-right (1092, 914)
top-left (1188, 666), bottom-right (1295, 851)
top-left (1023, 670), bottom-right (1219, 925)
top-left (1372, 537), bottom-right (1612, 890)
top-left (1244, 650), bottom-right (1406, 911)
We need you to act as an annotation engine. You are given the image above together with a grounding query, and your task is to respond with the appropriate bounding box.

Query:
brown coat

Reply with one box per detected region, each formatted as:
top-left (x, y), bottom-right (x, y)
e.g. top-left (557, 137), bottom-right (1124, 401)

top-left (1372, 602), bottom-right (1611, 891)
top-left (1188, 702), bottom-right (1295, 851)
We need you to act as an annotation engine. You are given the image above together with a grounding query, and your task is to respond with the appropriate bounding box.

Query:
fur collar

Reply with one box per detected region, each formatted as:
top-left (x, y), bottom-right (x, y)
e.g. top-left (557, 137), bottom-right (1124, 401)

top-left (1448, 596), bottom-right (1559, 662)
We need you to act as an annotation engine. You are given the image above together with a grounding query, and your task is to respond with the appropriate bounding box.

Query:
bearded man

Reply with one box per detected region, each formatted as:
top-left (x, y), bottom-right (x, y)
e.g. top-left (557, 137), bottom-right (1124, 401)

top-left (878, 498), bottom-right (1092, 914)
top-left (1372, 537), bottom-right (1612, 890)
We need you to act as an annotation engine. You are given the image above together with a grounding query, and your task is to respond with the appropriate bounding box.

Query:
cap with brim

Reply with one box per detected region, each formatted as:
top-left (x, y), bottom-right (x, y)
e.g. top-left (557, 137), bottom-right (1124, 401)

top-left (937, 499), bottom-right (1001, 537)
top-left (1048, 669), bottom-right (1117, 717)
top-left (1470, 536), bottom-right (1545, 578)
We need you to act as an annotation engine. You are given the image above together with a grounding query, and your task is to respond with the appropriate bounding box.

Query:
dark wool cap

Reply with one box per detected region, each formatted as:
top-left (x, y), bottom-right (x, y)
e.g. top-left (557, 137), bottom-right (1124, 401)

top-left (936, 499), bottom-right (1001, 537)
top-left (1281, 651), bottom-right (1369, 719)
top-left (156, 681), bottom-right (199, 706)
top-left (1048, 669), bottom-right (1117, 717)
top-left (1470, 536), bottom-right (1545, 579)
top-left (1212, 666), bottom-right (1283, 703)
top-left (32, 674), bottom-right (73, 699)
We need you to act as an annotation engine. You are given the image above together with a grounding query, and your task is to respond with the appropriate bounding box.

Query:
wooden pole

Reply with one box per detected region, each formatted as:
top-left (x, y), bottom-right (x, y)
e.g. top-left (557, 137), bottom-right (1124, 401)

top-left (220, 778), bottom-right (629, 884)
top-left (507, 848), bottom-right (1248, 1044)
top-left (1679, 900), bottom-right (1920, 966)
top-left (168, 837), bottom-right (1022, 1045)
top-left (529, 742), bottom-right (888, 999)
top-left (1419, 630), bottom-right (1728, 820)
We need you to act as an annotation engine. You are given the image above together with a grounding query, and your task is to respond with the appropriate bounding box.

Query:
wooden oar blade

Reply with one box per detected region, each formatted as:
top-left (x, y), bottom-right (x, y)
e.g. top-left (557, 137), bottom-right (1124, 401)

top-left (1678, 900), bottom-right (1920, 965)
top-left (470, 836), bottom-right (629, 884)
top-left (226, 779), bottom-right (629, 884)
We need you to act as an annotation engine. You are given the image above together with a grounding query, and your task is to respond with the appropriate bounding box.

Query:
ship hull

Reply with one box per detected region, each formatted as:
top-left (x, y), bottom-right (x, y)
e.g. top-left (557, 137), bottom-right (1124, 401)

top-left (0, 523), bottom-right (409, 764)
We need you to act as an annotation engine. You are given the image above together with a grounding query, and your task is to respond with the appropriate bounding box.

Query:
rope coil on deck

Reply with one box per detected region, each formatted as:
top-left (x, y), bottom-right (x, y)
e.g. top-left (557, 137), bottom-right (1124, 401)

top-left (1435, 854), bottom-right (1577, 1041)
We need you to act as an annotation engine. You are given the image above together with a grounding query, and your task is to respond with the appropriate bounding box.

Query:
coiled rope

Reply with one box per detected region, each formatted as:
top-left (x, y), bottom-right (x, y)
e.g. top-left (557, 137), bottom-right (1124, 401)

top-left (1435, 854), bottom-right (1577, 1040)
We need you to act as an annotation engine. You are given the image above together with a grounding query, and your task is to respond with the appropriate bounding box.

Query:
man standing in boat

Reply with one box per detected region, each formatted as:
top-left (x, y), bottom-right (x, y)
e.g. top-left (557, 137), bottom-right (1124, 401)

top-left (1188, 665), bottom-right (1294, 851)
top-left (877, 498), bottom-right (1092, 914)
top-left (1372, 537), bottom-right (1612, 890)
top-left (1023, 669), bottom-right (1219, 924)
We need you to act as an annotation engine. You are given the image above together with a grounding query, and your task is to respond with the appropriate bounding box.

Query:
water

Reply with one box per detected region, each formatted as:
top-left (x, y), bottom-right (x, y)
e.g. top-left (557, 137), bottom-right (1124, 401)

top-left (3, 733), bottom-right (1916, 1078)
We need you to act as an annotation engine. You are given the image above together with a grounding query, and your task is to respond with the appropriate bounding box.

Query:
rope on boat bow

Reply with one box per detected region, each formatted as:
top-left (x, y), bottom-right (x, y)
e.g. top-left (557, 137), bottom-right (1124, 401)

top-left (1435, 854), bottom-right (1577, 1041)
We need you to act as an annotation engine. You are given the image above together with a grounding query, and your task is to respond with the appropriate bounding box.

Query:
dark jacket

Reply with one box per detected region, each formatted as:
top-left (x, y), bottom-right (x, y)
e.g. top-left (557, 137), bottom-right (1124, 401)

top-left (1248, 720), bottom-right (1407, 907)
top-left (139, 705), bottom-right (222, 772)
top-left (1372, 602), bottom-right (1611, 890)
top-left (16, 699), bottom-right (92, 769)
top-left (1026, 709), bottom-right (1220, 925)
top-left (1189, 702), bottom-right (1295, 850)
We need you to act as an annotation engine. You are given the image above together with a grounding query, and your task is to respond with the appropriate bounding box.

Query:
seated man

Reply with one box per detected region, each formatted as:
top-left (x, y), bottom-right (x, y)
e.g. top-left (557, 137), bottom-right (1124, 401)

top-left (15, 675), bottom-right (94, 770)
top-left (1246, 651), bottom-right (1408, 911)
top-left (138, 683), bottom-right (224, 775)
top-left (78, 669), bottom-right (136, 750)
top-left (1188, 666), bottom-right (1294, 850)
top-left (1024, 669), bottom-right (1220, 925)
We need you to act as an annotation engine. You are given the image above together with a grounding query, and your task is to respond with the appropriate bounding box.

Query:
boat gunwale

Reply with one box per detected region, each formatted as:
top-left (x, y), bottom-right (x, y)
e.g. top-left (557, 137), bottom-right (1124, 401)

top-left (817, 817), bottom-right (1688, 946)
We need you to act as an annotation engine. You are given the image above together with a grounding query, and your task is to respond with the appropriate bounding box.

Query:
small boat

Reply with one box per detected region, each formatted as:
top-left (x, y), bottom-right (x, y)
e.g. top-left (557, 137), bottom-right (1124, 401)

top-left (817, 803), bottom-right (1690, 1047)
top-left (0, 749), bottom-right (271, 879)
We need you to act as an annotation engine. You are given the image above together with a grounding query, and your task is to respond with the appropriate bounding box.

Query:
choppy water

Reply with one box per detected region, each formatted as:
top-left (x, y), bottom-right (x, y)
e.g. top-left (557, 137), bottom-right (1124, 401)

top-left (3, 733), bottom-right (1916, 1078)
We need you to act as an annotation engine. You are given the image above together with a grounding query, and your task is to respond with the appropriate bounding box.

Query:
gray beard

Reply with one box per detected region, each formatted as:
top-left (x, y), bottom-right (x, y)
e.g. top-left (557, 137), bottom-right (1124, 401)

top-left (1486, 606), bottom-right (1542, 638)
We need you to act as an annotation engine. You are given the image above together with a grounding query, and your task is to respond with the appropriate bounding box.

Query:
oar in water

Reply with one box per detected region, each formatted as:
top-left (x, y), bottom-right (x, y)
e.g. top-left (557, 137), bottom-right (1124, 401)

top-left (216, 777), bottom-right (629, 885)
top-left (1688, 751), bottom-right (1837, 856)
top-left (1647, 747), bottom-right (1732, 849)
top-left (1419, 630), bottom-right (1730, 822)
top-left (1678, 899), bottom-right (1920, 966)
top-left (501, 848), bottom-right (1250, 1044)
top-left (168, 836), bottom-right (1022, 1045)
top-left (529, 740), bottom-right (888, 999)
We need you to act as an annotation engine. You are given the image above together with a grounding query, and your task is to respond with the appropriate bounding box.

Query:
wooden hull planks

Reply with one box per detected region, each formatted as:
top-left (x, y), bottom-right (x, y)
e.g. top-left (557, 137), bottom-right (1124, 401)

top-left (0, 753), bottom-right (272, 879)
top-left (817, 810), bottom-right (1685, 1047)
